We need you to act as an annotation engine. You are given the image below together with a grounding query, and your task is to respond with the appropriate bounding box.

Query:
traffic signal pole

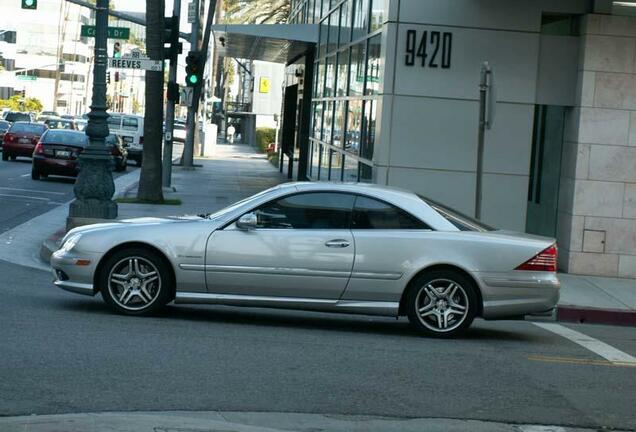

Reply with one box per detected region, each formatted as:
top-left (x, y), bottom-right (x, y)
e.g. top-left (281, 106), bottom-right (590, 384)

top-left (182, 0), bottom-right (201, 169)
top-left (162, 0), bottom-right (181, 187)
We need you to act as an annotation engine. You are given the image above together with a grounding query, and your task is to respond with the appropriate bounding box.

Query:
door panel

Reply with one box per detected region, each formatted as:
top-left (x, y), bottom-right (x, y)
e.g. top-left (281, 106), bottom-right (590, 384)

top-left (205, 228), bottom-right (354, 299)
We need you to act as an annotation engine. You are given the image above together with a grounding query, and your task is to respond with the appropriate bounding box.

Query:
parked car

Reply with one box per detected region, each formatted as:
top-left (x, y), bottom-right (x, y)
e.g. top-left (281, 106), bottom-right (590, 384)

top-left (51, 182), bottom-right (559, 338)
top-left (107, 113), bottom-right (144, 166)
top-left (39, 111), bottom-right (59, 119)
top-left (44, 117), bottom-right (77, 130)
top-left (75, 119), bottom-right (88, 131)
top-left (32, 130), bottom-right (127, 179)
top-left (0, 120), bottom-right (10, 149)
top-left (60, 114), bottom-right (75, 120)
top-left (2, 122), bottom-right (48, 161)
top-left (3, 111), bottom-right (33, 123)
top-left (173, 121), bottom-right (186, 142)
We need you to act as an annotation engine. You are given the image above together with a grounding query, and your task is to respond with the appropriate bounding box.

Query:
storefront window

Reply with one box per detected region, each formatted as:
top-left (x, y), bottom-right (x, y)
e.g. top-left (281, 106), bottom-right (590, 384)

top-left (330, 150), bottom-right (344, 181)
top-left (333, 101), bottom-right (346, 149)
top-left (340, 0), bottom-right (352, 46)
top-left (312, 101), bottom-right (323, 140)
top-left (307, 0), bottom-right (315, 24)
top-left (328, 12), bottom-right (339, 52)
top-left (345, 99), bottom-right (362, 154)
top-left (336, 49), bottom-right (349, 96)
top-left (361, 99), bottom-right (376, 160)
top-left (365, 34), bottom-right (381, 95)
top-left (323, 101), bottom-right (334, 144)
top-left (352, 0), bottom-right (369, 40)
top-left (349, 41), bottom-right (366, 96)
top-left (359, 162), bottom-right (373, 182)
top-left (343, 155), bottom-right (359, 182)
top-left (310, 140), bottom-right (320, 178)
top-left (319, 18), bottom-right (329, 59)
top-left (369, 0), bottom-right (385, 31)
top-left (324, 54), bottom-right (336, 97)
top-left (318, 144), bottom-right (330, 180)
top-left (321, 0), bottom-right (330, 19)
top-left (314, 61), bottom-right (324, 97)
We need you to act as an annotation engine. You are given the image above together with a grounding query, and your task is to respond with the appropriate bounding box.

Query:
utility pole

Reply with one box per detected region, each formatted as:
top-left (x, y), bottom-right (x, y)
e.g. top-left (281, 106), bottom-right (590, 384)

top-left (162, 0), bottom-right (181, 187)
top-left (182, 0), bottom-right (201, 168)
top-left (68, 0), bottom-right (117, 228)
top-left (475, 61), bottom-right (492, 220)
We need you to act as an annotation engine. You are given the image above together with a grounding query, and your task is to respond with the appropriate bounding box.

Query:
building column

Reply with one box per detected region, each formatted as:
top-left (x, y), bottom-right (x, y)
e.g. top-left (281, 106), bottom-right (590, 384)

top-left (557, 13), bottom-right (636, 277)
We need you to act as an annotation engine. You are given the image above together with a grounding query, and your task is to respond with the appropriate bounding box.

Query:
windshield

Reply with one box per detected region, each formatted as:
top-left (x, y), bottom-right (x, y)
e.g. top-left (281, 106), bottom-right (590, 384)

top-left (418, 195), bottom-right (494, 232)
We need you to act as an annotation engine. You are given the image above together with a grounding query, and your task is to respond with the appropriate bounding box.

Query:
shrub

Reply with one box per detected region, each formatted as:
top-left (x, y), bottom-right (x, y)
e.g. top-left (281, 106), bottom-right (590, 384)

top-left (255, 127), bottom-right (276, 153)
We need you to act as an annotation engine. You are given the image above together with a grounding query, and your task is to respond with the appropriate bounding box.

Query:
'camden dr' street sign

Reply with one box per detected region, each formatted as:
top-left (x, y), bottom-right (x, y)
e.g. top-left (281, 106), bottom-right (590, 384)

top-left (108, 57), bottom-right (163, 72)
top-left (81, 25), bottom-right (130, 39)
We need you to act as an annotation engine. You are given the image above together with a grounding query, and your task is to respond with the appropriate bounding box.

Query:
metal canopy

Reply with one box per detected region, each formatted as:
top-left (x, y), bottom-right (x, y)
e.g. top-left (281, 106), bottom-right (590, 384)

top-left (211, 24), bottom-right (318, 64)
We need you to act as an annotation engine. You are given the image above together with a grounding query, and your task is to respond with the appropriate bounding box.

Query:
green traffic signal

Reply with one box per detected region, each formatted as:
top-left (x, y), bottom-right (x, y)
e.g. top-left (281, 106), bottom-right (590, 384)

top-left (188, 74), bottom-right (199, 85)
top-left (22, 0), bottom-right (37, 9)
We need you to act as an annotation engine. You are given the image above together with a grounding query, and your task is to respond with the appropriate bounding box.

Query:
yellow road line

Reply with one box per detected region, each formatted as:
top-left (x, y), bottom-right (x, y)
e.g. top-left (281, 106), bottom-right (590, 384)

top-left (528, 355), bottom-right (636, 368)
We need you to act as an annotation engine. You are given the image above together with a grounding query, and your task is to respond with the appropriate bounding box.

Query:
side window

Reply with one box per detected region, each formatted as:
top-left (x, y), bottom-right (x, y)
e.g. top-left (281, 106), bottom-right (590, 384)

top-left (122, 117), bottom-right (139, 131)
top-left (253, 193), bottom-right (355, 229)
top-left (107, 115), bottom-right (122, 129)
top-left (352, 196), bottom-right (431, 230)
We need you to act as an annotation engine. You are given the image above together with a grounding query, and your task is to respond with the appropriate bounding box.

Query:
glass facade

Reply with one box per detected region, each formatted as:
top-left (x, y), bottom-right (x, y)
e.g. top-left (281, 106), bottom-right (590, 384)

top-left (289, 0), bottom-right (386, 182)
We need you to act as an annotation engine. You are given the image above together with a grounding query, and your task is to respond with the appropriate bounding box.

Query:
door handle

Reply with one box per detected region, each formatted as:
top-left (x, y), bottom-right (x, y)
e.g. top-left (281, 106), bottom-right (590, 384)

top-left (325, 239), bottom-right (350, 248)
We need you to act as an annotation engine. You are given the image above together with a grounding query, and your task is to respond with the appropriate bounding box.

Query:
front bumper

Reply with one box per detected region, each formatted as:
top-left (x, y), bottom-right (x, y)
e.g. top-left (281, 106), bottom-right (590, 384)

top-left (476, 271), bottom-right (560, 319)
top-left (50, 248), bottom-right (102, 296)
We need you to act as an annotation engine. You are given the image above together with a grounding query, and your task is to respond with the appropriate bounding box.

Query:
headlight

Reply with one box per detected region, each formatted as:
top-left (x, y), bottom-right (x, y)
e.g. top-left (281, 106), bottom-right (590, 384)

top-left (60, 234), bottom-right (81, 253)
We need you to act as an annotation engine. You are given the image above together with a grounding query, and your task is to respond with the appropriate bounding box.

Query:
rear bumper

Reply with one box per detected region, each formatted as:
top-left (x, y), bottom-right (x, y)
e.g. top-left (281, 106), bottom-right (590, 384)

top-left (475, 271), bottom-right (560, 319)
top-left (3, 142), bottom-right (35, 157)
top-left (33, 156), bottom-right (78, 177)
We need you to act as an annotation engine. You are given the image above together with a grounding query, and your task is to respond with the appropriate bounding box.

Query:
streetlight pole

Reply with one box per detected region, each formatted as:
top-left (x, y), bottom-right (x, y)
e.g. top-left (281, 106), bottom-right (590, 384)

top-left (68, 0), bottom-right (117, 229)
top-left (162, 0), bottom-right (181, 187)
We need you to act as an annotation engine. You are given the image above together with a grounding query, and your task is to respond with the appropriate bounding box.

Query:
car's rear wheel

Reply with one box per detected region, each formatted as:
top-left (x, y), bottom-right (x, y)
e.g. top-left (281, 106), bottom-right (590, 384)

top-left (31, 168), bottom-right (40, 180)
top-left (2, 152), bottom-right (8, 161)
top-left (99, 248), bottom-right (172, 316)
top-left (405, 270), bottom-right (478, 338)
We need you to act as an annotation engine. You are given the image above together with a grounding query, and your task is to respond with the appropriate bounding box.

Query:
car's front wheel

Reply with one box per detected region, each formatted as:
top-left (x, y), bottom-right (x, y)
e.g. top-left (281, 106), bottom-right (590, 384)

top-left (98, 248), bottom-right (172, 315)
top-left (405, 270), bottom-right (478, 338)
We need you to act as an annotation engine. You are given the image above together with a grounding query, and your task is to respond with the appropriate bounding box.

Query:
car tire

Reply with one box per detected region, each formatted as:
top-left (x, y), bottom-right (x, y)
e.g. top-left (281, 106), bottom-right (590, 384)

top-left (405, 269), bottom-right (479, 338)
top-left (98, 247), bottom-right (172, 316)
top-left (135, 158), bottom-right (142, 167)
top-left (2, 152), bottom-right (8, 161)
top-left (31, 168), bottom-right (40, 180)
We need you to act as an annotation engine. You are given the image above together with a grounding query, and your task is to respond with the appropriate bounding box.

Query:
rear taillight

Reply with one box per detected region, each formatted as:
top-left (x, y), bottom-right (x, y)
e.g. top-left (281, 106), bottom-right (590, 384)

top-left (4, 133), bottom-right (14, 143)
top-left (139, 136), bottom-right (144, 144)
top-left (34, 142), bottom-right (44, 155)
top-left (515, 244), bottom-right (557, 272)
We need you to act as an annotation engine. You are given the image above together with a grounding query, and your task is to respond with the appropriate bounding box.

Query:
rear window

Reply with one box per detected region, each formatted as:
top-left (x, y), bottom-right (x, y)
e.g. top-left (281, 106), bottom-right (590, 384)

top-left (419, 196), bottom-right (494, 232)
top-left (5, 112), bottom-right (31, 123)
top-left (0, 121), bottom-right (9, 130)
top-left (42, 131), bottom-right (88, 145)
top-left (46, 120), bottom-right (74, 130)
top-left (9, 123), bottom-right (46, 134)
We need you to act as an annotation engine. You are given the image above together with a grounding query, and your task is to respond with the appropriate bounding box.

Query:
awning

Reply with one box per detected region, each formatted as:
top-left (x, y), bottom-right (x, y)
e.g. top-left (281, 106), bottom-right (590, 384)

top-left (211, 24), bottom-right (319, 64)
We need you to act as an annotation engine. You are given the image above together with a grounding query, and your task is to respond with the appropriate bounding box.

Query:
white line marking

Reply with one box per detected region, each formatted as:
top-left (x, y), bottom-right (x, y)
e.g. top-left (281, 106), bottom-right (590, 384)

top-left (534, 322), bottom-right (636, 364)
top-left (0, 187), bottom-right (66, 195)
top-left (20, 174), bottom-right (30, 177)
top-left (0, 193), bottom-right (51, 202)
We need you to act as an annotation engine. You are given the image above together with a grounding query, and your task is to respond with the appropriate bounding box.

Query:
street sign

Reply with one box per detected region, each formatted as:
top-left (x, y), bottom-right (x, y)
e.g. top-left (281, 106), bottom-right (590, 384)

top-left (187, 2), bottom-right (196, 23)
top-left (81, 25), bottom-right (130, 40)
top-left (17, 75), bottom-right (37, 81)
top-left (108, 57), bottom-right (163, 71)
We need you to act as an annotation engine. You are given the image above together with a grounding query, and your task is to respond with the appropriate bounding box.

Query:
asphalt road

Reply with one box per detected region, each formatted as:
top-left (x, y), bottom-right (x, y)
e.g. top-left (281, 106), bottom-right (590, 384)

top-left (0, 154), bottom-right (137, 233)
top-left (1, 259), bottom-right (635, 430)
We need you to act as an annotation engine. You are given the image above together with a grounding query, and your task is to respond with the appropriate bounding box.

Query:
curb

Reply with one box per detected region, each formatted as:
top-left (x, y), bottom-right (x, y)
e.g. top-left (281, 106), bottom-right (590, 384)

top-left (557, 306), bottom-right (636, 327)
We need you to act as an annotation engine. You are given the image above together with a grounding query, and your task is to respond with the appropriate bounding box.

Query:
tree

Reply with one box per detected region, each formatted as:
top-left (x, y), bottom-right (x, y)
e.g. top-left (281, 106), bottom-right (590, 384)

top-left (136, 0), bottom-right (164, 202)
top-left (224, 0), bottom-right (290, 24)
top-left (0, 96), bottom-right (43, 112)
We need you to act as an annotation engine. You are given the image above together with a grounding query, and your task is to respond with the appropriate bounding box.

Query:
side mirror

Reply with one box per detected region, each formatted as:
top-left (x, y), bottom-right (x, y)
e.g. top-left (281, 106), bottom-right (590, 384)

top-left (236, 212), bottom-right (258, 230)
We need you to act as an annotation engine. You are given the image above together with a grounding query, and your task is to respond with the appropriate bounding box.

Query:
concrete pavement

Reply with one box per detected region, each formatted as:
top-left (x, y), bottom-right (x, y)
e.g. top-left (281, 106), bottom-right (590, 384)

top-left (0, 411), bottom-right (624, 432)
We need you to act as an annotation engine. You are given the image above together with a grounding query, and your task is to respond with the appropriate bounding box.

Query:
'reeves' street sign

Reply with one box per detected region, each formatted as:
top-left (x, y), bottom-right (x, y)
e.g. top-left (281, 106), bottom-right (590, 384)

top-left (81, 25), bottom-right (130, 39)
top-left (108, 57), bottom-right (163, 71)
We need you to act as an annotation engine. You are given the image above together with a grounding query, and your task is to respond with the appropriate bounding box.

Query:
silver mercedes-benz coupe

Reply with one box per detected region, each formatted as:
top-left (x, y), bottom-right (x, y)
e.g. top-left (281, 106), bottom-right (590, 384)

top-left (51, 182), bottom-right (559, 337)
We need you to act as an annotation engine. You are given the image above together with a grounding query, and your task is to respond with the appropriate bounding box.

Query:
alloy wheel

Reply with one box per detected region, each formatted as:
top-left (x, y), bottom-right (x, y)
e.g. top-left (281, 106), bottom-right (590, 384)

top-left (415, 278), bottom-right (470, 332)
top-left (107, 257), bottom-right (161, 311)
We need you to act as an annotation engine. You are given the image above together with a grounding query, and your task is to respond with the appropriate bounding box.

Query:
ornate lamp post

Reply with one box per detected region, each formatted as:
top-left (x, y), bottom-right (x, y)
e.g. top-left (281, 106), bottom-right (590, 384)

top-left (68, 0), bottom-right (117, 228)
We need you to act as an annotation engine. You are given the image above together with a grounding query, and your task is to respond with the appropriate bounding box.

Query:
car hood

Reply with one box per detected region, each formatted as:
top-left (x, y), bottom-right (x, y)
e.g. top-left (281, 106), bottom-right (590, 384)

top-left (64, 215), bottom-right (211, 240)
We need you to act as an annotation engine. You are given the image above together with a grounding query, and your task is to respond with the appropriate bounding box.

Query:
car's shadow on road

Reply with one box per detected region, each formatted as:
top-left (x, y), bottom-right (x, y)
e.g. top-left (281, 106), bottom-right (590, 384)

top-left (57, 297), bottom-right (538, 342)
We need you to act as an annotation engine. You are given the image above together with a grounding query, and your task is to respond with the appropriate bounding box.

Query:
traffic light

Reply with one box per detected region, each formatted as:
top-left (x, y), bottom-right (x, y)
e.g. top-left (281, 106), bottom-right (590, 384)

top-left (114, 71), bottom-right (119, 82)
top-left (21, 0), bottom-right (37, 9)
top-left (185, 51), bottom-right (203, 87)
top-left (107, 71), bottom-right (111, 84)
top-left (19, 89), bottom-right (26, 98)
top-left (163, 15), bottom-right (182, 61)
top-left (113, 42), bottom-right (121, 58)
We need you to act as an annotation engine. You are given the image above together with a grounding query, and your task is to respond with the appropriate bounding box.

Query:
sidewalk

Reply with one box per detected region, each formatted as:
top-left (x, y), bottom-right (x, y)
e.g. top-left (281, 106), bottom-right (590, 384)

top-left (1, 143), bottom-right (634, 326)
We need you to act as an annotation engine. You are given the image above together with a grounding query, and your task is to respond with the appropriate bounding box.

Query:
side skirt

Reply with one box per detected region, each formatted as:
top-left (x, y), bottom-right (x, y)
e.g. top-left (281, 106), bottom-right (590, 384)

top-left (174, 292), bottom-right (399, 317)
